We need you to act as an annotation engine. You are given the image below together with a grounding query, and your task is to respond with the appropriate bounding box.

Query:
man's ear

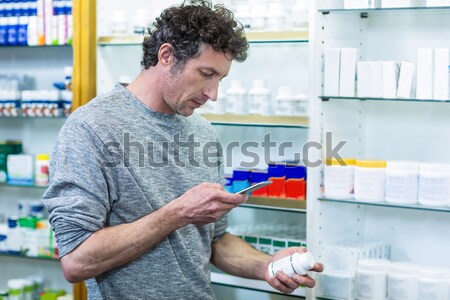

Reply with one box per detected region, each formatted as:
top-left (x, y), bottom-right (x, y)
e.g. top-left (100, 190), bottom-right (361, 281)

top-left (158, 43), bottom-right (174, 68)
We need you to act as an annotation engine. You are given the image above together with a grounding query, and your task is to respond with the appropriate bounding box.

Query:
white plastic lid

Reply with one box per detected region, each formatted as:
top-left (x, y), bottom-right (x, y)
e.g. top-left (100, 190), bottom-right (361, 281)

top-left (386, 161), bottom-right (419, 171)
top-left (420, 163), bottom-right (450, 174)
top-left (277, 86), bottom-right (293, 96)
top-left (252, 79), bottom-right (266, 88)
top-left (418, 267), bottom-right (448, 280)
top-left (292, 252), bottom-right (315, 274)
top-left (389, 262), bottom-right (418, 275)
top-left (64, 66), bottom-right (73, 77)
top-left (358, 259), bottom-right (391, 272)
top-left (21, 279), bottom-right (33, 288)
top-left (8, 279), bottom-right (25, 289)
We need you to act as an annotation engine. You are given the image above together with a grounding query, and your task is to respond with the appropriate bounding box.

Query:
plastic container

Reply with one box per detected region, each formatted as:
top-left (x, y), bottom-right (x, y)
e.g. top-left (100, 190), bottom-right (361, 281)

top-left (418, 163), bottom-right (450, 207)
top-left (248, 80), bottom-right (271, 115)
top-left (355, 259), bottom-right (391, 300)
top-left (417, 267), bottom-right (448, 300)
top-left (22, 279), bottom-right (34, 300)
top-left (385, 161), bottom-right (419, 204)
top-left (266, 2), bottom-right (286, 31)
top-left (8, 278), bottom-right (24, 300)
top-left (316, 272), bottom-right (355, 300)
top-left (111, 10), bottom-right (128, 34)
top-left (268, 252), bottom-right (315, 278)
top-left (132, 9), bottom-right (149, 35)
top-left (35, 153), bottom-right (50, 186)
top-left (323, 158), bottom-right (356, 199)
top-left (292, 90), bottom-right (309, 116)
top-left (225, 80), bottom-right (247, 114)
top-left (275, 86), bottom-right (293, 116)
top-left (387, 262), bottom-right (419, 300)
top-left (354, 160), bottom-right (386, 202)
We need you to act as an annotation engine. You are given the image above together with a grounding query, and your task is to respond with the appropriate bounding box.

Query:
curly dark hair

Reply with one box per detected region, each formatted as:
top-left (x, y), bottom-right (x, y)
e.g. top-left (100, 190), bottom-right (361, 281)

top-left (142, 0), bottom-right (249, 71)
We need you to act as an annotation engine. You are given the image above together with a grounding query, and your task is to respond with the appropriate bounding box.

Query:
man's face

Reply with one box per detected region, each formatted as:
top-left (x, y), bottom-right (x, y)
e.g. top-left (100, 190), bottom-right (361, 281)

top-left (161, 44), bottom-right (232, 116)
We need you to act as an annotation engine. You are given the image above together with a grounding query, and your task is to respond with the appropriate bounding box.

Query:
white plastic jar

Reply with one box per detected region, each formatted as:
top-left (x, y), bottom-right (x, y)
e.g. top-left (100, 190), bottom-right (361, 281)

top-left (225, 80), bottom-right (247, 115)
top-left (354, 160), bottom-right (386, 202)
top-left (385, 161), bottom-right (419, 204)
top-left (323, 158), bottom-right (355, 199)
top-left (417, 267), bottom-right (448, 300)
top-left (355, 259), bottom-right (391, 300)
top-left (275, 86), bottom-right (293, 116)
top-left (418, 163), bottom-right (450, 207)
top-left (292, 91), bottom-right (309, 116)
top-left (248, 80), bottom-right (271, 115)
top-left (387, 262), bottom-right (418, 300)
top-left (8, 278), bottom-right (24, 300)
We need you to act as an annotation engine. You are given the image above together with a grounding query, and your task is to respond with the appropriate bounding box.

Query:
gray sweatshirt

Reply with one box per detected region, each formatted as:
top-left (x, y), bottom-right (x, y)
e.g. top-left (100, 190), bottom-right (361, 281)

top-left (42, 84), bottom-right (227, 300)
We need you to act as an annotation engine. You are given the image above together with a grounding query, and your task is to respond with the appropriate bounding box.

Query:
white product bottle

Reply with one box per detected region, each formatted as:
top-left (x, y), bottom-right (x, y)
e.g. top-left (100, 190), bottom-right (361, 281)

top-left (8, 279), bottom-right (25, 300)
top-left (275, 86), bottom-right (293, 116)
top-left (248, 80), bottom-right (271, 115)
top-left (211, 86), bottom-right (226, 114)
top-left (226, 80), bottom-right (247, 114)
top-left (356, 259), bottom-right (391, 300)
top-left (268, 252), bottom-right (315, 278)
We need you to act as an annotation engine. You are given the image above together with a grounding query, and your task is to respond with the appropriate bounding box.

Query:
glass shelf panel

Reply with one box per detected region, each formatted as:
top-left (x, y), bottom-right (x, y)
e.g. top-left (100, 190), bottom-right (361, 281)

top-left (211, 272), bottom-right (305, 297)
top-left (0, 116), bottom-right (68, 119)
top-left (0, 44), bottom-right (72, 49)
top-left (201, 113), bottom-right (309, 128)
top-left (241, 196), bottom-right (306, 213)
top-left (97, 31), bottom-right (309, 46)
top-left (0, 252), bottom-right (58, 262)
top-left (320, 96), bottom-right (450, 103)
top-left (318, 197), bottom-right (450, 213)
top-left (319, 6), bottom-right (450, 13)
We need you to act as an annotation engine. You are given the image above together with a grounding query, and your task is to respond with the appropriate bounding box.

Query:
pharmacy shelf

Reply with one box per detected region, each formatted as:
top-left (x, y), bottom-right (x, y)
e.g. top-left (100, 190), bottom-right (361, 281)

top-left (201, 114), bottom-right (309, 128)
top-left (319, 96), bottom-right (450, 103)
top-left (0, 252), bottom-right (58, 262)
top-left (319, 6), bottom-right (450, 13)
top-left (97, 31), bottom-right (309, 46)
top-left (318, 197), bottom-right (450, 213)
top-left (0, 182), bottom-right (48, 189)
top-left (242, 197), bottom-right (306, 213)
top-left (0, 44), bottom-right (72, 49)
top-left (211, 272), bottom-right (306, 297)
top-left (0, 116), bottom-right (68, 119)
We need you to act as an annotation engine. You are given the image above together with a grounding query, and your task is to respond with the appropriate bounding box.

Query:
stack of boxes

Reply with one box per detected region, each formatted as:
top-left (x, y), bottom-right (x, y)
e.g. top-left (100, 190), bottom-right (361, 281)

top-left (224, 162), bottom-right (307, 200)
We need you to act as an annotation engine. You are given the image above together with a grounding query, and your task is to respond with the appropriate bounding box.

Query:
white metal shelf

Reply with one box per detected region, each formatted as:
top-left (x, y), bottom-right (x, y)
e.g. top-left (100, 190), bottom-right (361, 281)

top-left (318, 197), bottom-right (450, 213)
top-left (319, 96), bottom-right (450, 103)
top-left (319, 6), bottom-right (450, 13)
top-left (211, 272), bottom-right (306, 297)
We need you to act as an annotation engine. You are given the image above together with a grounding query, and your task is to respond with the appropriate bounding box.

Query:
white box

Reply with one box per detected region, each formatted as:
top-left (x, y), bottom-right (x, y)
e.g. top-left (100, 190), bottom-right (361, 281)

top-left (427, 0), bottom-right (448, 6)
top-left (370, 61), bottom-right (383, 98)
top-left (339, 48), bottom-right (359, 97)
top-left (316, 272), bottom-right (355, 300)
top-left (381, 0), bottom-right (411, 7)
top-left (324, 48), bottom-right (341, 96)
top-left (382, 61), bottom-right (400, 98)
top-left (433, 49), bottom-right (449, 100)
top-left (397, 61), bottom-right (416, 98)
top-left (357, 61), bottom-right (371, 98)
top-left (416, 48), bottom-right (434, 99)
top-left (344, 0), bottom-right (370, 8)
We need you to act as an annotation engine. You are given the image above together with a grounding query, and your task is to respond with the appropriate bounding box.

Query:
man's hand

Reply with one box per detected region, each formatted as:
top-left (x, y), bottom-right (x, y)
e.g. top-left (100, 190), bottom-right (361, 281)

top-left (264, 247), bottom-right (324, 294)
top-left (171, 182), bottom-right (247, 226)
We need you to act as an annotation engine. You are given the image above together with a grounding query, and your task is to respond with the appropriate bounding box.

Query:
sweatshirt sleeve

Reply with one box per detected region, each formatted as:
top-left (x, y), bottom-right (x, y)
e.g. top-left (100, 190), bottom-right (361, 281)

top-left (42, 116), bottom-right (117, 258)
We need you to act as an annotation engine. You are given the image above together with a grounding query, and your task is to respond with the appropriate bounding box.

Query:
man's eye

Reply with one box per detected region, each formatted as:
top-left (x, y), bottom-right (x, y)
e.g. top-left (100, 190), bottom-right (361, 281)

top-left (201, 71), bottom-right (213, 77)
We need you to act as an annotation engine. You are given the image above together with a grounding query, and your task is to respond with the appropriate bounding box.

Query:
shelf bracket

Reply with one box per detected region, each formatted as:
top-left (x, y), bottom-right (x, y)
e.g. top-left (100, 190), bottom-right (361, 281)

top-left (322, 11), bottom-right (330, 15)
top-left (360, 12), bottom-right (369, 18)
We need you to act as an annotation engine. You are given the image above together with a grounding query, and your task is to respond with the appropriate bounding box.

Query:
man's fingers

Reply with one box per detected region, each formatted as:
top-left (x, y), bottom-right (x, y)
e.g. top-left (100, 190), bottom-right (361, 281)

top-left (270, 275), bottom-right (295, 294)
top-left (292, 274), bottom-right (316, 288)
top-left (275, 271), bottom-right (299, 290)
top-left (311, 262), bottom-right (324, 273)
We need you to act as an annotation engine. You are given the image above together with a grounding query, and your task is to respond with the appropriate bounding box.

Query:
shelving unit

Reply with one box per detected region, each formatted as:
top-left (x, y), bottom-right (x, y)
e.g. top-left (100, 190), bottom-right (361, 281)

top-left (243, 196), bottom-right (306, 213)
top-left (0, 253), bottom-right (58, 262)
top-left (97, 31), bottom-right (309, 46)
top-left (201, 114), bottom-right (308, 128)
top-left (308, 2), bottom-right (450, 300)
top-left (211, 272), bottom-right (306, 297)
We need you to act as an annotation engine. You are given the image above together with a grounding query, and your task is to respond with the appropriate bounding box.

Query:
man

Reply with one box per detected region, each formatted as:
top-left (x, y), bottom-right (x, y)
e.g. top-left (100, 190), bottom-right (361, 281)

top-left (42, 1), bottom-right (323, 299)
